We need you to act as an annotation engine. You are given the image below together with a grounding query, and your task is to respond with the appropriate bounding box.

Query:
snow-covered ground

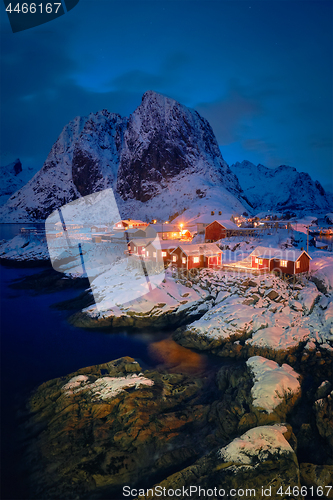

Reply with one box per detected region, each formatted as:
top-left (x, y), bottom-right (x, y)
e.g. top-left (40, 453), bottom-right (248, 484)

top-left (181, 270), bottom-right (333, 353)
top-left (82, 264), bottom-right (210, 321)
top-left (0, 234), bottom-right (49, 261)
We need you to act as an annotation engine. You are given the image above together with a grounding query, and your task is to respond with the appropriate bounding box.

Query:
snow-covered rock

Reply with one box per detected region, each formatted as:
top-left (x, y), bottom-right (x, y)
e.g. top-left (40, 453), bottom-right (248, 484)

top-left (298, 282), bottom-right (321, 314)
top-left (175, 270), bottom-right (333, 362)
top-left (70, 265), bottom-right (210, 329)
top-left (62, 373), bottom-right (154, 401)
top-left (246, 356), bottom-right (301, 413)
top-left (311, 253), bottom-right (333, 293)
top-left (218, 424), bottom-right (295, 465)
top-left (176, 295), bottom-right (266, 350)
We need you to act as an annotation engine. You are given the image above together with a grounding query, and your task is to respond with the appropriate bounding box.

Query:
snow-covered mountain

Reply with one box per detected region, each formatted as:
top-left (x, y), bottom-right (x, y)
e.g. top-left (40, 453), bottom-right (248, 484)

top-left (0, 159), bottom-right (36, 206)
top-left (230, 160), bottom-right (333, 215)
top-left (0, 91), bottom-right (249, 223)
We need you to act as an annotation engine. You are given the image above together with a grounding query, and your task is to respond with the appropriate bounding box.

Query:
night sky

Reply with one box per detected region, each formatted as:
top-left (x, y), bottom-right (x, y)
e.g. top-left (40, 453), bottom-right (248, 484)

top-left (1, 0), bottom-right (332, 191)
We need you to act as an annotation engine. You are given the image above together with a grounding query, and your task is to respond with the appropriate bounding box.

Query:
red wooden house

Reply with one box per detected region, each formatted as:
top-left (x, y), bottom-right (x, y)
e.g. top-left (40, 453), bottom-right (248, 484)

top-left (128, 238), bottom-right (153, 256)
top-left (250, 246), bottom-right (311, 274)
top-left (113, 220), bottom-right (148, 230)
top-left (170, 243), bottom-right (222, 270)
top-left (145, 224), bottom-right (192, 240)
top-left (144, 240), bottom-right (177, 263)
top-left (205, 220), bottom-right (239, 242)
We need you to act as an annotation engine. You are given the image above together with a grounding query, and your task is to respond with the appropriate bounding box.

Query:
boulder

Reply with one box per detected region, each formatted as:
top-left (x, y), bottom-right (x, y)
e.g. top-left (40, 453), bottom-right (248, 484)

top-left (315, 380), bottom-right (332, 400)
top-left (300, 463), bottom-right (333, 498)
top-left (314, 392), bottom-right (333, 448)
top-left (22, 357), bottom-right (216, 500)
top-left (266, 290), bottom-right (279, 301)
top-left (136, 425), bottom-right (301, 500)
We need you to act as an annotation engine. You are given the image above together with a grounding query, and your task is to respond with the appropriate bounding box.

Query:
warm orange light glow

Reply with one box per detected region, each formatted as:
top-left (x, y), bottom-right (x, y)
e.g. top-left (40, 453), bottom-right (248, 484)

top-left (149, 338), bottom-right (207, 374)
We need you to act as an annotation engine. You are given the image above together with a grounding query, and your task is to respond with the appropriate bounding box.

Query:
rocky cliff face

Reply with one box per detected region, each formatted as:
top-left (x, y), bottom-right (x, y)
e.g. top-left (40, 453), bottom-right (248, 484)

top-left (0, 113), bottom-right (128, 221)
top-left (0, 91), bottom-right (248, 222)
top-left (72, 111), bottom-right (127, 197)
top-left (117, 91), bottom-right (242, 202)
top-left (230, 160), bottom-right (333, 214)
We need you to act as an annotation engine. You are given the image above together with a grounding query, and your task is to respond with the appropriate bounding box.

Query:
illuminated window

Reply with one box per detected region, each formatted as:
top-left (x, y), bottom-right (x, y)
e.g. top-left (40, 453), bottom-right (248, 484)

top-left (182, 257), bottom-right (186, 264)
top-left (280, 260), bottom-right (288, 267)
top-left (193, 256), bottom-right (199, 263)
top-left (259, 259), bottom-right (263, 265)
top-left (133, 246), bottom-right (136, 251)
top-left (255, 257), bottom-right (259, 264)
top-left (146, 251), bottom-right (149, 257)
top-left (296, 261), bottom-right (300, 269)
top-left (172, 255), bottom-right (177, 262)
top-left (162, 251), bottom-right (167, 257)
top-left (153, 252), bottom-right (156, 258)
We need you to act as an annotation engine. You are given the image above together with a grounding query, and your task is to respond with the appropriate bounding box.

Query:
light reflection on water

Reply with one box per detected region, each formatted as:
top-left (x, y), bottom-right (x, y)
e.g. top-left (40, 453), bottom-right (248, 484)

top-left (149, 337), bottom-right (208, 375)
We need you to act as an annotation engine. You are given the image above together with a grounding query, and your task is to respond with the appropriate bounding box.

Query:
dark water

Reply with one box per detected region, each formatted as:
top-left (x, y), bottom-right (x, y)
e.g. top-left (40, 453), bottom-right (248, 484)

top-left (0, 264), bottom-right (178, 500)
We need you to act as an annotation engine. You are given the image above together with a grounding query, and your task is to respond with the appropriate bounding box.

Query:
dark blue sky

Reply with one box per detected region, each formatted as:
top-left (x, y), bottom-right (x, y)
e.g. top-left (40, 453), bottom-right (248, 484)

top-left (1, 0), bottom-right (332, 191)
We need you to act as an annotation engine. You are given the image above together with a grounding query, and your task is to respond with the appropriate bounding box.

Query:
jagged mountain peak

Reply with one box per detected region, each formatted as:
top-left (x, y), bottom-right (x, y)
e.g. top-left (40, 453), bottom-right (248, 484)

top-left (0, 92), bottom-right (248, 222)
top-left (230, 160), bottom-right (332, 215)
top-left (117, 90), bottom-right (243, 203)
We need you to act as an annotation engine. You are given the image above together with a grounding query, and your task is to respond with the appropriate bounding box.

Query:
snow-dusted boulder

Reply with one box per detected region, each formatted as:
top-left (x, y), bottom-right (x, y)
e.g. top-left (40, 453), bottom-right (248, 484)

top-left (218, 424), bottom-right (296, 464)
top-left (147, 424), bottom-right (301, 499)
top-left (174, 295), bottom-right (266, 351)
top-left (246, 356), bottom-right (301, 421)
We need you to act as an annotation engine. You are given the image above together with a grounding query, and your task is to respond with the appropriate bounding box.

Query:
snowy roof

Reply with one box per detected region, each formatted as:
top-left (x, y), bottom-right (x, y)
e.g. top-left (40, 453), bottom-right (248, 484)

top-left (251, 246), bottom-right (311, 262)
top-left (114, 219), bottom-right (146, 225)
top-left (171, 243), bottom-right (222, 256)
top-left (129, 238), bottom-right (154, 247)
top-left (206, 219), bottom-right (238, 229)
top-left (126, 228), bottom-right (147, 234)
top-left (147, 224), bottom-right (180, 232)
top-left (146, 239), bottom-right (178, 250)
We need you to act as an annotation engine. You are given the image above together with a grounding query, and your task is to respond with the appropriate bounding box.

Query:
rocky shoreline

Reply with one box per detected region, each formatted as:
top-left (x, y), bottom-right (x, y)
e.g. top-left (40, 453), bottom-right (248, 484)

top-left (21, 354), bottom-right (332, 500)
top-left (5, 264), bottom-right (333, 499)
